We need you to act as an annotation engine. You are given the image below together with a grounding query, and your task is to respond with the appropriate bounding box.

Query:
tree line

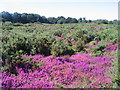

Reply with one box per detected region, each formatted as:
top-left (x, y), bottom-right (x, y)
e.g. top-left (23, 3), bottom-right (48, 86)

top-left (0, 11), bottom-right (118, 24)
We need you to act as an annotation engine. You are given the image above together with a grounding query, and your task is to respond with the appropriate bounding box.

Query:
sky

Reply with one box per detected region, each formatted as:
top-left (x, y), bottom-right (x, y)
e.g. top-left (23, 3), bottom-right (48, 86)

top-left (0, 0), bottom-right (119, 20)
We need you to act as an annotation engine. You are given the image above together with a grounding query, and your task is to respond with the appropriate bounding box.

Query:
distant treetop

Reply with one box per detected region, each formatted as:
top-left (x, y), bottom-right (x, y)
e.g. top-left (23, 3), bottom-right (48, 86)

top-left (0, 11), bottom-right (118, 24)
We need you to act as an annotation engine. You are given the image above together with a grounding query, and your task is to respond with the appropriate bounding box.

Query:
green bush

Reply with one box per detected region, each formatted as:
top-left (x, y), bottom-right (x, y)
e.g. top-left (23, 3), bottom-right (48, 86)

top-left (2, 22), bottom-right (13, 30)
top-left (51, 41), bottom-right (74, 57)
top-left (2, 23), bottom-right (118, 68)
top-left (13, 23), bottom-right (23, 26)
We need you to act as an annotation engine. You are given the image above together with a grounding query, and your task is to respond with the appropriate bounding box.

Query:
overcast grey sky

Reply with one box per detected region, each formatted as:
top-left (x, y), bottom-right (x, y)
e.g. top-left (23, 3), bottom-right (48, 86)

top-left (0, 0), bottom-right (119, 20)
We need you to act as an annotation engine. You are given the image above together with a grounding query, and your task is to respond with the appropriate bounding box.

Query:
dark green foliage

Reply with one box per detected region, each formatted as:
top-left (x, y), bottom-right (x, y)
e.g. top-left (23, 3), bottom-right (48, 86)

top-left (51, 41), bottom-right (74, 57)
top-left (1, 11), bottom-right (12, 22)
top-left (0, 11), bottom-right (90, 24)
top-left (94, 19), bottom-right (109, 24)
top-left (78, 18), bottom-right (82, 23)
top-left (12, 12), bottom-right (21, 23)
top-left (57, 16), bottom-right (66, 24)
top-left (1, 11), bottom-right (118, 24)
top-left (48, 17), bottom-right (57, 24)
top-left (66, 17), bottom-right (78, 23)
top-left (13, 23), bottom-right (23, 26)
top-left (2, 22), bottom-right (13, 30)
top-left (1, 22), bottom-right (118, 73)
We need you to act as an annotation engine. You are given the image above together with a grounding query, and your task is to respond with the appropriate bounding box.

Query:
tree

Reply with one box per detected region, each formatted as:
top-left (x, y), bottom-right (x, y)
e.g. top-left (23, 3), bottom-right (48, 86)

top-left (70, 18), bottom-right (78, 23)
top-left (27, 14), bottom-right (35, 23)
top-left (113, 19), bottom-right (118, 25)
top-left (12, 12), bottom-right (21, 23)
top-left (66, 17), bottom-right (72, 23)
top-left (57, 16), bottom-right (65, 20)
top-left (0, 11), bottom-right (113, 24)
top-left (48, 17), bottom-right (57, 24)
top-left (57, 16), bottom-right (66, 24)
top-left (82, 17), bottom-right (87, 23)
top-left (78, 18), bottom-right (82, 23)
top-left (101, 20), bottom-right (108, 24)
top-left (20, 13), bottom-right (28, 23)
top-left (41, 16), bottom-right (49, 23)
top-left (88, 20), bottom-right (92, 23)
top-left (57, 18), bottom-right (66, 24)
top-left (1, 11), bottom-right (12, 22)
top-left (108, 21), bottom-right (113, 24)
top-left (37, 15), bottom-right (43, 23)
top-left (34, 14), bottom-right (40, 22)
top-left (66, 17), bottom-right (78, 23)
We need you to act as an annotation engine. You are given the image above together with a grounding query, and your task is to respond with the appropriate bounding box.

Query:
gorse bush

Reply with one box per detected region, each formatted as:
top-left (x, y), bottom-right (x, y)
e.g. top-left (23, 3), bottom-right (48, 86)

top-left (1, 22), bottom-right (119, 88)
top-left (2, 22), bottom-right (13, 30)
top-left (2, 22), bottom-right (118, 65)
top-left (51, 41), bottom-right (75, 57)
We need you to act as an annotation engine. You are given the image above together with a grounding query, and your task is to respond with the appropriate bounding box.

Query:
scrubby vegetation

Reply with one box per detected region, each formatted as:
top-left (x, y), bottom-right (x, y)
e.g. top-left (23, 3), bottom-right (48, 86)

top-left (1, 21), bottom-right (119, 88)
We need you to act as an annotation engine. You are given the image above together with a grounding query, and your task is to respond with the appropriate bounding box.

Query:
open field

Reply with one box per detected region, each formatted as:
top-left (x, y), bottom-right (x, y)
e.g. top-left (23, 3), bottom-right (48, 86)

top-left (1, 22), bottom-right (119, 88)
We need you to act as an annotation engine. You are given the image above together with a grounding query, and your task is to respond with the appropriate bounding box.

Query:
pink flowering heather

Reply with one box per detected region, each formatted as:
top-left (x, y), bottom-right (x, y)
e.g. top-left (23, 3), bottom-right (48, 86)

top-left (71, 40), bottom-right (76, 45)
top-left (63, 40), bottom-right (68, 43)
top-left (2, 53), bottom-right (115, 88)
top-left (104, 43), bottom-right (118, 52)
top-left (83, 26), bottom-right (89, 29)
top-left (54, 36), bottom-right (64, 39)
top-left (94, 26), bottom-right (107, 30)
